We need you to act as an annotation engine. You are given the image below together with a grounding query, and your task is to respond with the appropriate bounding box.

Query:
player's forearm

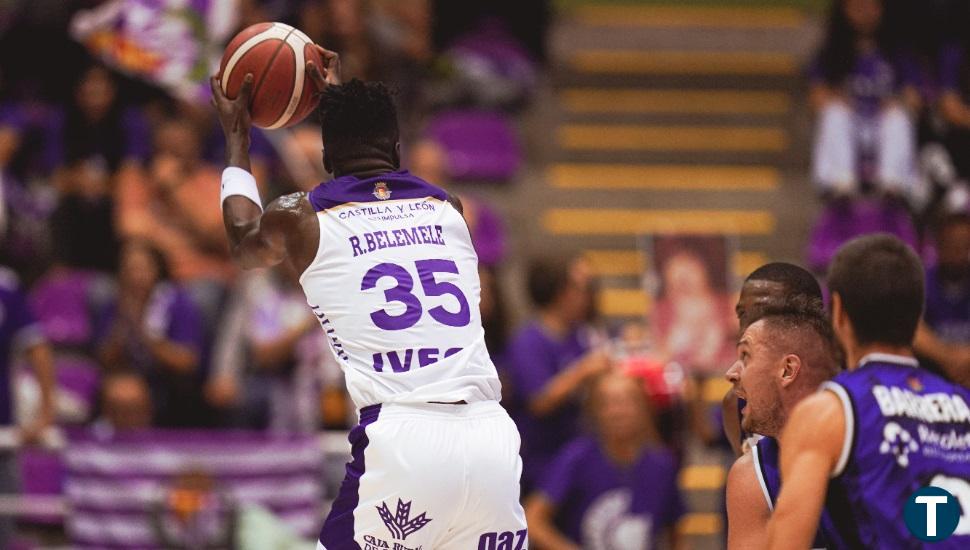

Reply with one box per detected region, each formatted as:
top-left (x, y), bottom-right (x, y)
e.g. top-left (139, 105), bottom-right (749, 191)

top-left (147, 339), bottom-right (199, 373)
top-left (529, 366), bottom-right (585, 417)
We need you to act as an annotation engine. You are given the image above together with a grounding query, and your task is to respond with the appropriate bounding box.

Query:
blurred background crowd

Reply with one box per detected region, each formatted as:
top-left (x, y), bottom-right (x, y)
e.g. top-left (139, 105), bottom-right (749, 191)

top-left (0, 0), bottom-right (969, 548)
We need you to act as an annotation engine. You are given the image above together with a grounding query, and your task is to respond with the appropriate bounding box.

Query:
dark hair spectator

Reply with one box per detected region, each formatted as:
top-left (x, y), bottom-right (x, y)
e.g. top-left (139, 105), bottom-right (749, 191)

top-left (96, 239), bottom-right (208, 427)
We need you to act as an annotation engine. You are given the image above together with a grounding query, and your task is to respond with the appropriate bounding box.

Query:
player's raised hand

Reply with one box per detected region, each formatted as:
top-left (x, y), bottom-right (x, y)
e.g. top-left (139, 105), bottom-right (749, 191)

top-left (211, 73), bottom-right (254, 140)
top-left (307, 45), bottom-right (341, 90)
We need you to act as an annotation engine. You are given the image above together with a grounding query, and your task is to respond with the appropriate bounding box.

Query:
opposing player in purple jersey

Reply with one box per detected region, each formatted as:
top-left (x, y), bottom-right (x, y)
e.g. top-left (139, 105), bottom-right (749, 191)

top-left (725, 304), bottom-right (841, 549)
top-left (212, 52), bottom-right (527, 549)
top-left (767, 234), bottom-right (970, 549)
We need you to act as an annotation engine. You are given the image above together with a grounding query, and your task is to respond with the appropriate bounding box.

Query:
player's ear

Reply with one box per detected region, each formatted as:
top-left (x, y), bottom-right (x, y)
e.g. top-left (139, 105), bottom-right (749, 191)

top-left (392, 141), bottom-right (401, 169)
top-left (780, 354), bottom-right (801, 386)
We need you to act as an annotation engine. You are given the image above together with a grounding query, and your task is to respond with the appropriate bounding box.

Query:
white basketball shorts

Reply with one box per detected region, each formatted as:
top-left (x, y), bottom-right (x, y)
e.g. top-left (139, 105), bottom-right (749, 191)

top-left (318, 400), bottom-right (528, 550)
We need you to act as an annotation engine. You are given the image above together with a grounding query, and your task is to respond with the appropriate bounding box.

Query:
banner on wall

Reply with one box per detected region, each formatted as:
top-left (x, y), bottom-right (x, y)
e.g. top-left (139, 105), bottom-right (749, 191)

top-left (69, 0), bottom-right (239, 103)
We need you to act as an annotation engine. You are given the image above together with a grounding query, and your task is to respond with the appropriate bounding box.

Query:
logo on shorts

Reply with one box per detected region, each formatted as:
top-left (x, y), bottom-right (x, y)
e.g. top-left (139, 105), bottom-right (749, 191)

top-left (377, 499), bottom-right (432, 540)
top-left (373, 182), bottom-right (392, 200)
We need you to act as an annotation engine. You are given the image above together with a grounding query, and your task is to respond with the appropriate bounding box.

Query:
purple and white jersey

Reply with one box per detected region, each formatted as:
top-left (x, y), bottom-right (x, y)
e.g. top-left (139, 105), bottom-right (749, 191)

top-left (822, 354), bottom-right (970, 548)
top-left (300, 171), bottom-right (500, 409)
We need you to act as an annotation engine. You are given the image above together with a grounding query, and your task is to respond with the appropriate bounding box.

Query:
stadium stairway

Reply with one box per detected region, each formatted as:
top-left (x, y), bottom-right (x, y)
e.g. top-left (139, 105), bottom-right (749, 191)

top-left (493, 3), bottom-right (823, 548)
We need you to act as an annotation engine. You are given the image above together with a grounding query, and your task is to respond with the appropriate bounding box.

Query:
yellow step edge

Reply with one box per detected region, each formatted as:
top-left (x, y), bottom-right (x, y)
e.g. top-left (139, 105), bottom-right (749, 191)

top-left (702, 377), bottom-right (736, 404)
top-left (679, 464), bottom-right (727, 491)
top-left (571, 50), bottom-right (797, 76)
top-left (549, 163), bottom-right (780, 191)
top-left (575, 5), bottom-right (805, 29)
top-left (599, 288), bottom-right (651, 318)
top-left (680, 513), bottom-right (724, 536)
top-left (736, 251), bottom-right (770, 277)
top-left (585, 249), bottom-right (769, 278)
top-left (543, 209), bottom-right (776, 236)
top-left (558, 125), bottom-right (788, 152)
top-left (560, 89), bottom-right (792, 115)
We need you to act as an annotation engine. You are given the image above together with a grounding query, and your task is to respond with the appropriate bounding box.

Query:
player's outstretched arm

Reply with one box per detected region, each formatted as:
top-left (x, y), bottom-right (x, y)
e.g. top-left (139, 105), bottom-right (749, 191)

top-left (726, 452), bottom-right (770, 549)
top-left (766, 391), bottom-right (844, 550)
top-left (212, 73), bottom-right (318, 271)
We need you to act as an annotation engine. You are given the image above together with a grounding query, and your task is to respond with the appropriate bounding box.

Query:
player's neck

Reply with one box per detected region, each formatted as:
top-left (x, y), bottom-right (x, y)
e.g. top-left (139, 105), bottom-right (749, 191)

top-left (538, 310), bottom-right (571, 337)
top-left (601, 435), bottom-right (646, 466)
top-left (846, 343), bottom-right (914, 370)
top-left (332, 159), bottom-right (398, 180)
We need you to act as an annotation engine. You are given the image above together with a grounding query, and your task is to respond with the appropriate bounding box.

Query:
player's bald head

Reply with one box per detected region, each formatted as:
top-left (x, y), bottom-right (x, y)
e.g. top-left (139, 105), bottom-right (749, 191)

top-left (737, 262), bottom-right (823, 331)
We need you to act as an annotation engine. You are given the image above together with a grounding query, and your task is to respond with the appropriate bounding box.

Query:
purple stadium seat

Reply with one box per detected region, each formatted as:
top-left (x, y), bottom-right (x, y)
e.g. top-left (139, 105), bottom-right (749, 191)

top-left (807, 198), bottom-right (919, 273)
top-left (426, 111), bottom-right (521, 182)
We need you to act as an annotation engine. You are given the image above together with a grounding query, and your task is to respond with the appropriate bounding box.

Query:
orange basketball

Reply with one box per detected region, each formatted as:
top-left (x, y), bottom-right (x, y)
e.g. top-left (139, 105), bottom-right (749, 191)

top-left (218, 22), bottom-right (324, 129)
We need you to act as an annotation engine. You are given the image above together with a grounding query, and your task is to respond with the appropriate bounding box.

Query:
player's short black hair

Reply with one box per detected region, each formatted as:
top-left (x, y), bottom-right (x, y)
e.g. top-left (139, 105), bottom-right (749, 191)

top-left (828, 234), bottom-right (924, 347)
top-left (318, 79), bottom-right (399, 160)
top-left (756, 301), bottom-right (841, 379)
top-left (527, 256), bottom-right (574, 308)
top-left (746, 262), bottom-right (823, 302)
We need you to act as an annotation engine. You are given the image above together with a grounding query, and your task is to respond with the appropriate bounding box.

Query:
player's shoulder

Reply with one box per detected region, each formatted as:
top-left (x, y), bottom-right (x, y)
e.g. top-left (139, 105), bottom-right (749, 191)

top-left (727, 451), bottom-right (758, 496)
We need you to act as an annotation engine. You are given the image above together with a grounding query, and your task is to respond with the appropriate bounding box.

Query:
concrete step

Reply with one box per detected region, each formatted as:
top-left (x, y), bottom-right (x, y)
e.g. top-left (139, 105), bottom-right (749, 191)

top-left (559, 88), bottom-right (792, 116)
top-left (548, 163), bottom-right (780, 191)
top-left (568, 49), bottom-right (798, 77)
top-left (558, 123), bottom-right (789, 153)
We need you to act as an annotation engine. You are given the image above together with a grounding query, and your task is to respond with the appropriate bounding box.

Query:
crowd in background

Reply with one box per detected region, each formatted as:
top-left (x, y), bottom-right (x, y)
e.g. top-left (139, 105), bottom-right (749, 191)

top-left (2, 0), bottom-right (970, 548)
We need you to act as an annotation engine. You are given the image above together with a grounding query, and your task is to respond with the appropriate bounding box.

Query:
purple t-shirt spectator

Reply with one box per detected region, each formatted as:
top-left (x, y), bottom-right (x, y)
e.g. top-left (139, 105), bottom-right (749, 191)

top-left (506, 321), bottom-right (590, 487)
top-left (809, 50), bottom-right (919, 117)
top-left (0, 270), bottom-right (44, 425)
top-left (924, 266), bottom-right (970, 344)
top-left (97, 283), bottom-right (204, 374)
top-left (539, 437), bottom-right (685, 550)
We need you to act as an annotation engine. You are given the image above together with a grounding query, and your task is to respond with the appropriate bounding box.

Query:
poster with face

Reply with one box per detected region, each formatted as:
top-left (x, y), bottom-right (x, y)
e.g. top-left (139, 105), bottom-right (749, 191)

top-left (641, 234), bottom-right (740, 376)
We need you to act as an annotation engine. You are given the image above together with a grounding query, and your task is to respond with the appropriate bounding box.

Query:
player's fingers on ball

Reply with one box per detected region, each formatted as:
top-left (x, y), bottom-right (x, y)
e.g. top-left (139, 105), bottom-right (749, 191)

top-left (210, 76), bottom-right (224, 100)
top-left (307, 61), bottom-right (327, 88)
top-left (238, 73), bottom-right (255, 102)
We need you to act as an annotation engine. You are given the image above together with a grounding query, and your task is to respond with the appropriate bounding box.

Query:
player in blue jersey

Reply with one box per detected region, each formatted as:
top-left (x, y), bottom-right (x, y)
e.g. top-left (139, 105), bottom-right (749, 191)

top-left (767, 234), bottom-right (970, 549)
top-left (723, 263), bottom-right (826, 457)
top-left (725, 303), bottom-right (841, 549)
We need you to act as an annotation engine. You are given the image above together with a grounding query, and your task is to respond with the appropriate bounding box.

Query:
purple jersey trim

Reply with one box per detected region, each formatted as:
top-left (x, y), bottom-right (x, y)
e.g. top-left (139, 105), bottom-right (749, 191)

top-left (308, 171), bottom-right (448, 212)
top-left (319, 404), bottom-right (381, 549)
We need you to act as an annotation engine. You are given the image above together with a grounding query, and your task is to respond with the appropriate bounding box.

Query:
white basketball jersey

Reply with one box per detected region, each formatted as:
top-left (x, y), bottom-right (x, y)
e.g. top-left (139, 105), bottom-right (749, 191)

top-left (299, 171), bottom-right (501, 409)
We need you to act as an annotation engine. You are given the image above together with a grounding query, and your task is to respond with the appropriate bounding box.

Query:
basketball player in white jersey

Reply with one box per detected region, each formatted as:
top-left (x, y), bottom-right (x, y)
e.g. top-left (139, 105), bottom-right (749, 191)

top-left (211, 52), bottom-right (527, 550)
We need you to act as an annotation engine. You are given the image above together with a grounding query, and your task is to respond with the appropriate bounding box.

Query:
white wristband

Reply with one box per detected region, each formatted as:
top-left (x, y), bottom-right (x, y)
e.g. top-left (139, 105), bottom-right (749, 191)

top-left (221, 167), bottom-right (262, 211)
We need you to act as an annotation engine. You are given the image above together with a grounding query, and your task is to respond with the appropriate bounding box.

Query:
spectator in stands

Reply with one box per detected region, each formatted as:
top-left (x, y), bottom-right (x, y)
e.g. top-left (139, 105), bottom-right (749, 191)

top-left (54, 64), bottom-right (150, 176)
top-left (810, 0), bottom-right (922, 202)
top-left (939, 36), bottom-right (970, 181)
top-left (525, 371), bottom-right (685, 550)
top-left (50, 156), bottom-right (119, 273)
top-left (207, 265), bottom-right (347, 432)
top-left (94, 371), bottom-right (153, 435)
top-left (96, 240), bottom-right (208, 427)
top-left (116, 117), bottom-right (234, 322)
top-left (409, 137), bottom-right (506, 266)
top-left (506, 256), bottom-right (609, 491)
top-left (913, 213), bottom-right (970, 386)
top-left (0, 266), bottom-right (55, 546)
